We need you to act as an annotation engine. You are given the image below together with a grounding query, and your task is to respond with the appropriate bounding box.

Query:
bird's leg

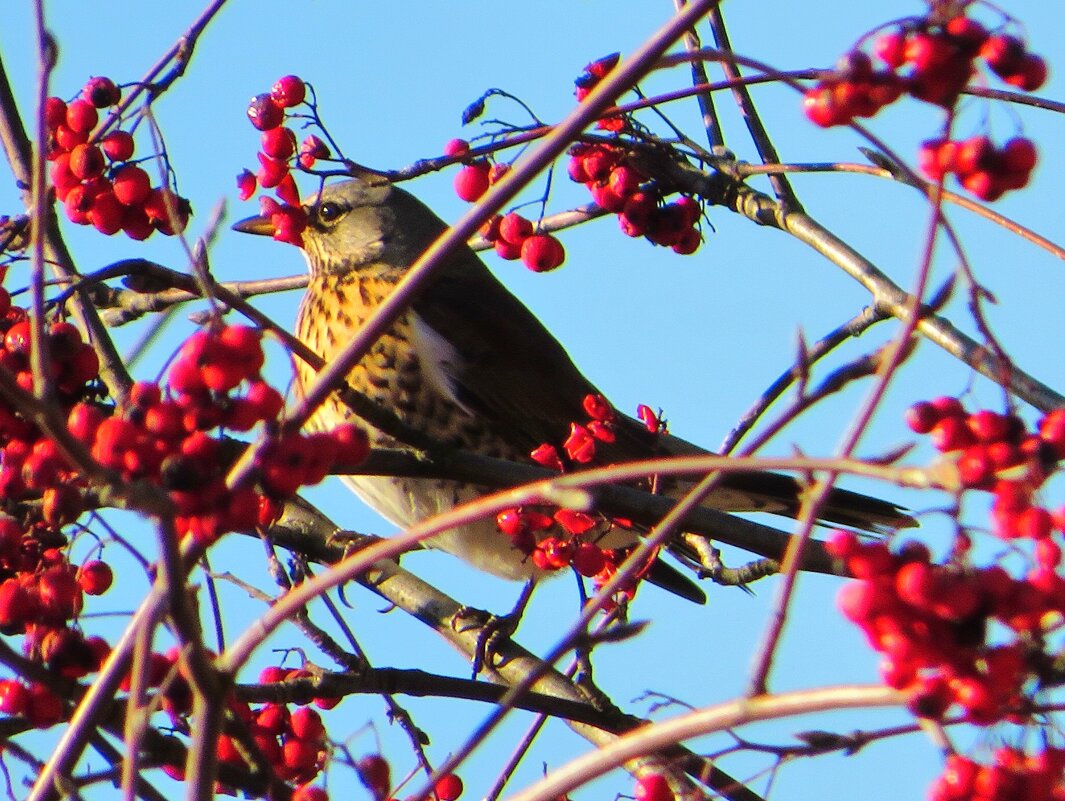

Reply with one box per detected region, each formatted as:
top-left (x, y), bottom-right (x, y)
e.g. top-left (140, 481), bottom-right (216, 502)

top-left (452, 580), bottom-right (536, 676)
top-left (679, 532), bottom-right (776, 588)
top-left (571, 590), bottom-right (626, 711)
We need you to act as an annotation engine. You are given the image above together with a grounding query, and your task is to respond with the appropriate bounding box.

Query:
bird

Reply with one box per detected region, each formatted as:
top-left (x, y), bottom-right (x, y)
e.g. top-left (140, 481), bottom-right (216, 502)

top-left (233, 176), bottom-right (911, 603)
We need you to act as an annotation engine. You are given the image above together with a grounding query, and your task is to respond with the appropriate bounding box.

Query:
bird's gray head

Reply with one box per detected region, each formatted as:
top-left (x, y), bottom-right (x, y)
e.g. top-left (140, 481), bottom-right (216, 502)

top-left (233, 177), bottom-right (448, 277)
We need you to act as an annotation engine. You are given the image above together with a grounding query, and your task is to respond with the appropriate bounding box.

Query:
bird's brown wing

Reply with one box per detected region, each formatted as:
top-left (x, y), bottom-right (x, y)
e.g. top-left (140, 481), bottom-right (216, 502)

top-left (411, 249), bottom-right (911, 534)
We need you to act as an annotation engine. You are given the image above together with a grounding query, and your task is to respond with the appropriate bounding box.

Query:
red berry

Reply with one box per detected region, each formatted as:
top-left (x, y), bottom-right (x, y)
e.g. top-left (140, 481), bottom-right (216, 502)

top-left (44, 97), bottom-right (67, 131)
top-left (453, 162), bottom-right (490, 202)
top-left (1001, 137), bottom-right (1037, 177)
top-left (65, 99), bottom-right (98, 133)
top-left (635, 773), bottom-right (673, 801)
top-left (607, 165), bottom-right (642, 198)
top-left (292, 786), bottom-right (329, 801)
top-left (282, 737), bottom-right (320, 771)
top-left (82, 76), bottom-right (121, 108)
top-left (0, 679), bottom-right (29, 715)
top-left (68, 143), bottom-right (105, 180)
top-left (144, 188), bottom-right (191, 235)
top-left (572, 542), bottom-right (607, 577)
top-left (271, 75), bottom-right (306, 108)
top-left (112, 165), bottom-right (151, 206)
top-left (298, 135), bottom-right (329, 169)
top-left (443, 138), bottom-right (470, 158)
top-left (1006, 53), bottom-right (1048, 92)
top-left (257, 152), bottom-right (289, 189)
top-left (261, 126), bottom-right (296, 160)
top-left (966, 410), bottom-right (1011, 444)
top-left (980, 35), bottom-right (1026, 76)
top-left (289, 706), bottom-right (325, 740)
top-left (520, 233), bottom-right (565, 272)
top-left (671, 226), bottom-right (701, 255)
top-left (498, 212), bottom-right (533, 245)
top-left (25, 682), bottom-right (64, 728)
top-left (329, 423), bottom-right (369, 467)
top-left (493, 237), bottom-right (522, 261)
top-left (237, 169), bottom-right (257, 201)
top-left (77, 560), bottom-right (113, 595)
top-left (955, 135), bottom-right (993, 175)
top-left (247, 93), bottom-right (284, 131)
top-left (355, 755), bottom-right (390, 800)
top-left (55, 124), bottom-right (88, 150)
top-left (960, 169), bottom-right (1004, 202)
top-left (904, 400), bottom-right (939, 433)
top-left (90, 190), bottom-right (125, 236)
top-left (122, 206), bottom-right (154, 241)
top-left (435, 774), bottom-right (463, 801)
top-left (101, 130), bottom-right (135, 162)
top-left (945, 17), bottom-right (989, 51)
top-left (488, 162), bottom-right (509, 184)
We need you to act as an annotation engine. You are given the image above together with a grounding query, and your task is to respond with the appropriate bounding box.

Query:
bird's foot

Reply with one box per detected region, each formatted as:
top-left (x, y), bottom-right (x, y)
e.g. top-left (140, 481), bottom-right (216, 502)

top-left (450, 606), bottom-right (518, 676)
top-left (451, 581), bottom-right (536, 676)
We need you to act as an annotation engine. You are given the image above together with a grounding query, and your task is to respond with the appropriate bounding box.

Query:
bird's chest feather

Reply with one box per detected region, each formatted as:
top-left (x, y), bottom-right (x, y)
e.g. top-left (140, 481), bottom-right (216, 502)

top-left (294, 276), bottom-right (506, 455)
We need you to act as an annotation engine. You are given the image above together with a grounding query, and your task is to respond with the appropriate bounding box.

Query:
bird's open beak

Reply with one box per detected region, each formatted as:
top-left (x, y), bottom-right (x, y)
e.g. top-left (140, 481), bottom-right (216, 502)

top-left (231, 214), bottom-right (275, 237)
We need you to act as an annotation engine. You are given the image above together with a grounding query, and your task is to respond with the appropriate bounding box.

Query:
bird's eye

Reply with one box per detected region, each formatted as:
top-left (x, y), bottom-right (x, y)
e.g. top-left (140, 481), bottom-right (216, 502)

top-left (317, 202), bottom-right (345, 224)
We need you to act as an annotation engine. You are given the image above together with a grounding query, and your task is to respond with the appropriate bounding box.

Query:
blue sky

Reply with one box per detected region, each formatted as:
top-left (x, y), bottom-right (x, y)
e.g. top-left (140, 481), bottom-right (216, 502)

top-left (1, 2), bottom-right (1063, 800)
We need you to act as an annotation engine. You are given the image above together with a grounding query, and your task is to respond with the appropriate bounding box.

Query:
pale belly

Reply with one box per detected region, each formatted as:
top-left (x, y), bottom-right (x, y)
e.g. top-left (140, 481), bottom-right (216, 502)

top-left (339, 473), bottom-right (551, 582)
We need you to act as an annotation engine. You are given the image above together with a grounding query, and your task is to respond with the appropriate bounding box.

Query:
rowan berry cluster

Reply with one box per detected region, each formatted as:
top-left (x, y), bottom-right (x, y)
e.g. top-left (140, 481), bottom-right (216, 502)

top-left (0, 288), bottom-right (367, 745)
top-left (834, 396), bottom-right (1065, 799)
top-left (493, 394), bottom-right (662, 601)
top-left (47, 76), bottom-right (191, 239)
top-left (447, 137), bottom-right (511, 205)
top-left (917, 134), bottom-right (1038, 201)
top-left (150, 661), bottom-right (333, 794)
top-left (448, 140), bottom-right (571, 272)
top-left (927, 747), bottom-right (1065, 801)
top-left (475, 208), bottom-right (567, 273)
top-left (804, 14), bottom-right (1047, 200)
top-left (233, 673), bottom-right (329, 786)
top-left (0, 282), bottom-right (114, 724)
top-left (240, 75), bottom-right (331, 246)
top-left (905, 397), bottom-right (1061, 540)
top-left (82, 325), bottom-right (367, 544)
top-left (804, 16), bottom-right (1047, 125)
top-left (568, 143), bottom-right (702, 254)
top-left (831, 531), bottom-right (1031, 724)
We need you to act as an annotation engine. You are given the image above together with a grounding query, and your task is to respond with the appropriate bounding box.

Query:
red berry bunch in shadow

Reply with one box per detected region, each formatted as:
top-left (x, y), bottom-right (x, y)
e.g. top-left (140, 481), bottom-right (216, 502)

top-left (221, 667), bottom-right (331, 786)
top-left (830, 531), bottom-right (1032, 725)
top-left (47, 76), bottom-right (191, 240)
top-left (240, 75), bottom-right (331, 246)
top-left (479, 211), bottom-right (566, 273)
top-left (574, 53), bottom-right (626, 131)
top-left (568, 143), bottom-right (702, 254)
top-left (494, 394), bottom-right (652, 601)
top-left (918, 134), bottom-right (1038, 201)
top-left (927, 747), bottom-right (1065, 801)
top-left (802, 50), bottom-right (906, 127)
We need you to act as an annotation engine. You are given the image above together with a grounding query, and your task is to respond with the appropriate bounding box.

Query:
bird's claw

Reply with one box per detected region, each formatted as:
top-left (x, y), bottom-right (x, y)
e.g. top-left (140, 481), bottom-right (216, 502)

top-left (451, 605), bottom-right (520, 675)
